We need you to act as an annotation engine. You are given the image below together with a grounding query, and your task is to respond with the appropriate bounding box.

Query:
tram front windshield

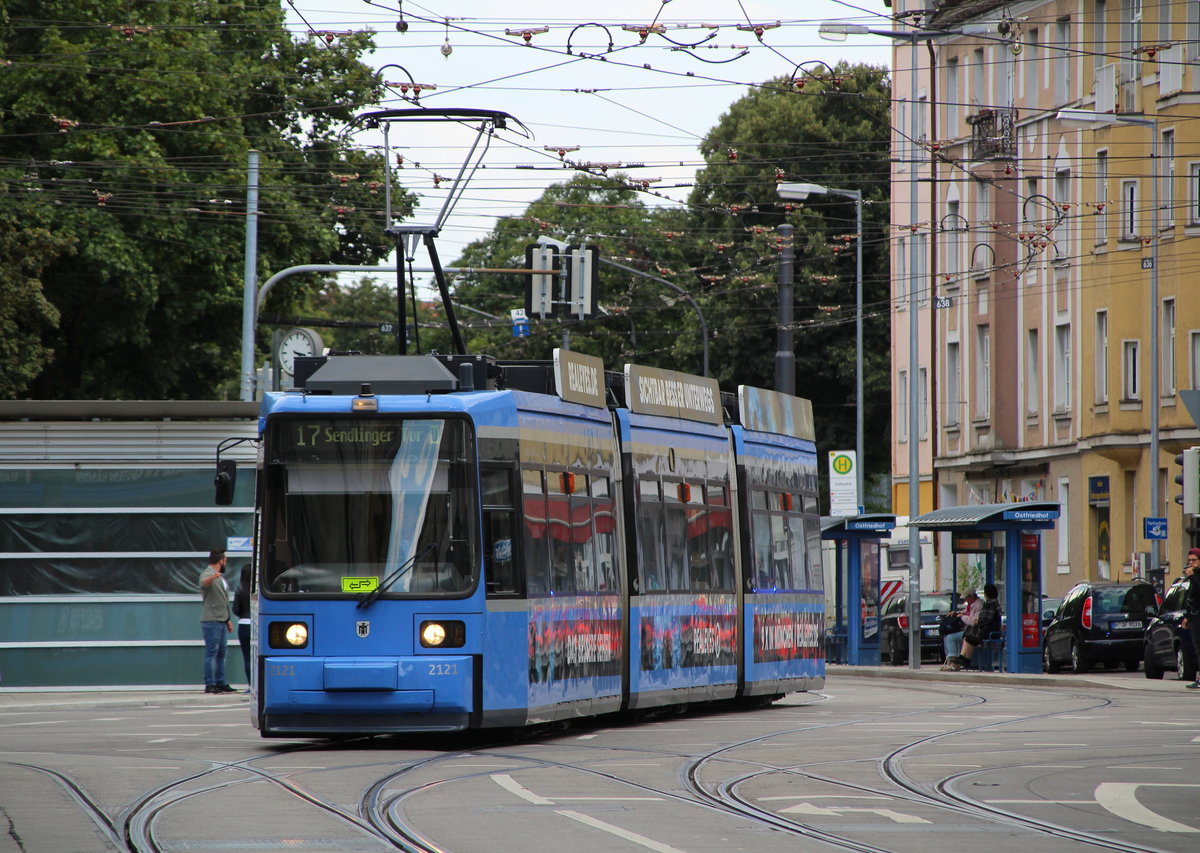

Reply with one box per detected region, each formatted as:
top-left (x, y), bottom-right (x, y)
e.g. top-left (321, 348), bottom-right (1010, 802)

top-left (262, 416), bottom-right (476, 597)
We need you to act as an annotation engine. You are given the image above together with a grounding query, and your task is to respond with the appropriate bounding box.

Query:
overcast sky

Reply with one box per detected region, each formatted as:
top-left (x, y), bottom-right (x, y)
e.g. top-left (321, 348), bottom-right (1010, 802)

top-left (284, 1), bottom-right (894, 279)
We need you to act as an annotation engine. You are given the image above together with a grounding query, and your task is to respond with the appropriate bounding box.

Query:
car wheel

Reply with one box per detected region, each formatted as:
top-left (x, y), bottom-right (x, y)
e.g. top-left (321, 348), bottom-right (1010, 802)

top-left (1175, 646), bottom-right (1188, 681)
top-left (1144, 644), bottom-right (1164, 679)
top-left (1070, 640), bottom-right (1090, 674)
top-left (1043, 643), bottom-right (1060, 674)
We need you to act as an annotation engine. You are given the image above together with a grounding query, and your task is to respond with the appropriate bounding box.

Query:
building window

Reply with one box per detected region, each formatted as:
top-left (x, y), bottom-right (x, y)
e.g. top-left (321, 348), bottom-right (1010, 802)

top-left (945, 200), bottom-right (963, 279)
top-left (1025, 29), bottom-right (1040, 108)
top-left (1055, 167), bottom-right (1072, 260)
top-left (1096, 310), bottom-right (1110, 403)
top-left (913, 233), bottom-right (927, 305)
top-left (898, 369), bottom-right (909, 443)
top-left (896, 236), bottom-right (907, 303)
top-left (1054, 323), bottom-right (1072, 411)
top-left (919, 367), bottom-right (929, 438)
top-left (975, 325), bottom-right (991, 418)
top-left (1189, 0), bottom-right (1200, 62)
top-left (946, 340), bottom-right (961, 426)
top-left (1095, 150), bottom-right (1109, 244)
top-left (1190, 163), bottom-right (1200, 224)
top-left (972, 47), bottom-right (986, 107)
top-left (1190, 330), bottom-right (1200, 390)
top-left (1027, 329), bottom-right (1041, 415)
top-left (1161, 129), bottom-right (1175, 228)
top-left (1163, 298), bottom-right (1176, 395)
top-left (945, 57), bottom-right (960, 136)
top-left (1123, 339), bottom-right (1140, 401)
top-left (1054, 18), bottom-right (1071, 104)
top-left (1121, 179), bottom-right (1138, 240)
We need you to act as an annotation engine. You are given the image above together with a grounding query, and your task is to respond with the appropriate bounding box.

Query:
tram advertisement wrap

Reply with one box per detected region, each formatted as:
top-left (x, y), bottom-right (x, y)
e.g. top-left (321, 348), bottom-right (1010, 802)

top-left (528, 610), bottom-right (621, 683)
top-left (752, 610), bottom-right (822, 662)
top-left (639, 613), bottom-right (737, 671)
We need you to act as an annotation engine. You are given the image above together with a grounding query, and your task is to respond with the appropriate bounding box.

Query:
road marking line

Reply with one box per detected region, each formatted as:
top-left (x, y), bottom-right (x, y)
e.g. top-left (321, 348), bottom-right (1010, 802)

top-left (760, 795), bottom-right (888, 801)
top-left (554, 797), bottom-right (665, 801)
top-left (491, 774), bottom-right (553, 805)
top-left (779, 803), bottom-right (929, 823)
top-left (556, 810), bottom-right (688, 853)
top-left (985, 799), bottom-right (1097, 804)
top-left (1095, 783), bottom-right (1200, 833)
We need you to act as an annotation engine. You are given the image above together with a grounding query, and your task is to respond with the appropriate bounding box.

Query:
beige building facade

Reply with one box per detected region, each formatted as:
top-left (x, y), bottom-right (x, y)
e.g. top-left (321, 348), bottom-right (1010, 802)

top-left (888, 0), bottom-right (1200, 595)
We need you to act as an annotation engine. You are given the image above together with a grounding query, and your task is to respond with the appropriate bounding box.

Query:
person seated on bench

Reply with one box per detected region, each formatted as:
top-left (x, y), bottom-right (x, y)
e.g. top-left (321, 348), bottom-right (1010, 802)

top-left (943, 583), bottom-right (1001, 671)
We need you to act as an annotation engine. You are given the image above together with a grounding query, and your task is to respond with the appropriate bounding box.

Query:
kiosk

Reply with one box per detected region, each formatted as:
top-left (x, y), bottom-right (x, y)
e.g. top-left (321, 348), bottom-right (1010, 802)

top-left (912, 502), bottom-right (1059, 674)
top-left (821, 514), bottom-right (897, 665)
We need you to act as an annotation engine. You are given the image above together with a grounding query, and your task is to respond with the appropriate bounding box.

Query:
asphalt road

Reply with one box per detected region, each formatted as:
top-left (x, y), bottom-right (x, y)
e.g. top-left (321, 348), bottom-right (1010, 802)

top-left (1, 666), bottom-right (1197, 853)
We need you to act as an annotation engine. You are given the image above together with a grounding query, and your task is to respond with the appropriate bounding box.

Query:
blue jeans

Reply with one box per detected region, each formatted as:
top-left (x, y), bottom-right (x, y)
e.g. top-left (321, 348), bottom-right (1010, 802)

top-left (944, 630), bottom-right (965, 659)
top-left (202, 620), bottom-right (228, 686)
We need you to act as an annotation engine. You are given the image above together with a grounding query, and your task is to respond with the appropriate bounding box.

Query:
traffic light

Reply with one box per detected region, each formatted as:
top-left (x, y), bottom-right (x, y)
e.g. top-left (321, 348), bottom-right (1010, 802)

top-left (1174, 446), bottom-right (1200, 515)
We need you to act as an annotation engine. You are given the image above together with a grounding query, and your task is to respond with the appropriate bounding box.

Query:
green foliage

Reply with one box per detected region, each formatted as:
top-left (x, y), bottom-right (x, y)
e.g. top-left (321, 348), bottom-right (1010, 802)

top-left (449, 66), bottom-right (893, 508)
top-left (0, 1), bottom-right (409, 399)
top-left (450, 174), bottom-right (703, 373)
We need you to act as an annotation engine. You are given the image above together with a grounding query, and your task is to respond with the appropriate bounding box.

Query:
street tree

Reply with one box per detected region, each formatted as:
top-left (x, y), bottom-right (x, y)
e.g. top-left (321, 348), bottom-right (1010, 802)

top-left (0, 1), bottom-right (410, 399)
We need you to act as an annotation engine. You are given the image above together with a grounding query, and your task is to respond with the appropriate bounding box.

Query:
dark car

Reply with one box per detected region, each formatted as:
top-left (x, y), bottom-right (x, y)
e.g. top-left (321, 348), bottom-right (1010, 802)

top-left (1043, 580), bottom-right (1159, 673)
top-left (1041, 596), bottom-right (1063, 629)
top-left (1144, 576), bottom-right (1198, 681)
top-left (880, 592), bottom-right (954, 665)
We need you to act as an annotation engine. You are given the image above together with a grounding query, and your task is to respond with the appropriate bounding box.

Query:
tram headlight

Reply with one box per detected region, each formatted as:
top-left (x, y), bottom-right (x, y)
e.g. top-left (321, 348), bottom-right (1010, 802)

top-left (419, 620), bottom-right (465, 648)
top-left (268, 621), bottom-right (309, 649)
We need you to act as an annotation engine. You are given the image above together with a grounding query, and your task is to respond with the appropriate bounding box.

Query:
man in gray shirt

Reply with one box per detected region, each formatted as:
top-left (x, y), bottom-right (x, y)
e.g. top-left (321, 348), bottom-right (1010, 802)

top-left (200, 549), bottom-right (234, 693)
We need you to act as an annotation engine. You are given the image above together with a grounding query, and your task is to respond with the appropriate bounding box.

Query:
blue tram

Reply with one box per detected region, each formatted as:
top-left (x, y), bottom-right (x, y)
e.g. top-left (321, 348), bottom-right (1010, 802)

top-left (219, 350), bottom-right (822, 736)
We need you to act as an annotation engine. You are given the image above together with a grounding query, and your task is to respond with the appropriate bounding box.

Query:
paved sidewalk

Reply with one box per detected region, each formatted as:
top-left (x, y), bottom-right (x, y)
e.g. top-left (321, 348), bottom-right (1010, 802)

top-left (830, 663), bottom-right (1196, 693)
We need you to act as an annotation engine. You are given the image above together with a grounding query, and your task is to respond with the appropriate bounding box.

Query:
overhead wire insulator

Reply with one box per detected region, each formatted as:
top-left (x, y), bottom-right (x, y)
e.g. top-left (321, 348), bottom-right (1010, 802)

top-left (506, 26), bottom-right (549, 45)
top-left (735, 21), bottom-right (780, 40)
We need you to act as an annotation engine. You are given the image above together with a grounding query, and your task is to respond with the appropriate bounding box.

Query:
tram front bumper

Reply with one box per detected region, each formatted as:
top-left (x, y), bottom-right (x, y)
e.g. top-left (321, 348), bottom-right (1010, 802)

top-left (263, 655), bottom-right (473, 717)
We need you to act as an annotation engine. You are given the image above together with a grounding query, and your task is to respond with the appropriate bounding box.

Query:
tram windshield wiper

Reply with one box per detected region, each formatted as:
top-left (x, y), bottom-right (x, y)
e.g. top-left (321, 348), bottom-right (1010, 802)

top-left (356, 542), bottom-right (437, 609)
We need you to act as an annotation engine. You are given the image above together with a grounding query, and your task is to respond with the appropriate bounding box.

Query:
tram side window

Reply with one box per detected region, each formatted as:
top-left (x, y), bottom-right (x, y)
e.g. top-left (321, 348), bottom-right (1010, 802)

top-left (547, 471), bottom-right (575, 594)
top-left (522, 469), bottom-right (551, 595)
top-left (706, 485), bottom-right (735, 592)
top-left (803, 494), bottom-right (823, 591)
top-left (482, 467), bottom-right (518, 595)
top-left (787, 502), bottom-right (808, 590)
top-left (591, 476), bottom-right (618, 592)
top-left (637, 479), bottom-right (666, 592)
top-left (770, 510), bottom-right (791, 589)
top-left (749, 490), bottom-right (773, 590)
top-left (663, 482), bottom-right (688, 591)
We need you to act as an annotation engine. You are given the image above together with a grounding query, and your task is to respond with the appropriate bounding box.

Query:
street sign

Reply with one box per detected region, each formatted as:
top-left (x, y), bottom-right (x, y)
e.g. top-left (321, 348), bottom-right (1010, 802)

top-left (1143, 517), bottom-right (1168, 540)
top-left (827, 450), bottom-right (859, 516)
top-left (510, 308), bottom-right (530, 338)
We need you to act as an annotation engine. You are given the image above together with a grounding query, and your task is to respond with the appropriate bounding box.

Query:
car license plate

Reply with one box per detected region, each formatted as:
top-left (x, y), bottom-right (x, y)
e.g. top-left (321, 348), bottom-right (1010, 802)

top-left (923, 628), bottom-right (938, 638)
top-left (1112, 620), bottom-right (1141, 630)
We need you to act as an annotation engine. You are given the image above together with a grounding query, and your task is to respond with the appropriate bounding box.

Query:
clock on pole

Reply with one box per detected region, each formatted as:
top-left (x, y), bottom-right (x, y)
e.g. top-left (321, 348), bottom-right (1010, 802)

top-left (276, 328), bottom-right (323, 385)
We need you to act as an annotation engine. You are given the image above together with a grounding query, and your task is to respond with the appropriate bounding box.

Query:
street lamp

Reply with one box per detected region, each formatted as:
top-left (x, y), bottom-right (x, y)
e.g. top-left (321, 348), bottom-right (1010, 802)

top-left (822, 20), bottom-right (929, 669)
top-left (1057, 108), bottom-right (1161, 579)
top-left (778, 182), bottom-right (864, 508)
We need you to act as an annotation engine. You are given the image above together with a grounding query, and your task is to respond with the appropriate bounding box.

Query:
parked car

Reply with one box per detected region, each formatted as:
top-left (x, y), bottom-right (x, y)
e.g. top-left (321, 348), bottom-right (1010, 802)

top-left (880, 591), bottom-right (955, 665)
top-left (1043, 580), bottom-right (1159, 674)
top-left (1144, 576), bottom-right (1198, 681)
top-left (1041, 596), bottom-right (1063, 629)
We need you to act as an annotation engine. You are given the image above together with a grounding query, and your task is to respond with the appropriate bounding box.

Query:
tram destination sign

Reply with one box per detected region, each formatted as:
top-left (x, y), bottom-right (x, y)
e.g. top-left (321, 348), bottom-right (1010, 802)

top-left (737, 385), bottom-right (815, 440)
top-left (625, 364), bottom-right (723, 425)
top-left (553, 348), bottom-right (606, 408)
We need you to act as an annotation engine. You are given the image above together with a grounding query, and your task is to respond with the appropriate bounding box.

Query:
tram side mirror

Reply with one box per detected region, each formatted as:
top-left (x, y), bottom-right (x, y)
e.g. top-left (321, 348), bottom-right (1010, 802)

top-left (214, 459), bottom-right (237, 506)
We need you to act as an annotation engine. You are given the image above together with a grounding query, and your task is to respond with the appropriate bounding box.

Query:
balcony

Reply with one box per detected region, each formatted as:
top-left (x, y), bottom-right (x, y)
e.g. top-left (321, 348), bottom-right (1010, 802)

top-left (966, 107), bottom-right (1018, 160)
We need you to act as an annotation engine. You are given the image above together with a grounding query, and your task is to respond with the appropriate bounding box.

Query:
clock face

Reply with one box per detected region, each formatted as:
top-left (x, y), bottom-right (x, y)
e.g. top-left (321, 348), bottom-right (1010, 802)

top-left (277, 329), bottom-right (321, 379)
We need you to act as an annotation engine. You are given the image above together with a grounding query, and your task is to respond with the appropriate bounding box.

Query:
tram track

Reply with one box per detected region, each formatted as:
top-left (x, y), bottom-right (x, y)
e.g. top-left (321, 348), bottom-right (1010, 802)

top-left (6, 679), bottom-right (1192, 852)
